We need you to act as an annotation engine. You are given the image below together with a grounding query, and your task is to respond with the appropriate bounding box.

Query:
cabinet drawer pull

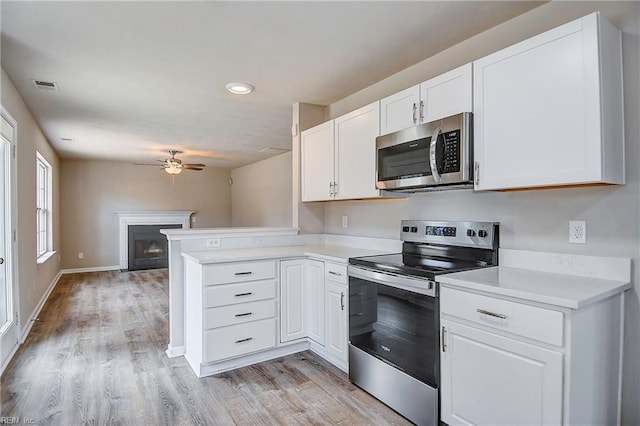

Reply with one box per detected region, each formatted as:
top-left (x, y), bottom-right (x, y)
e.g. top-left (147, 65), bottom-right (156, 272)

top-left (234, 312), bottom-right (253, 318)
top-left (328, 271), bottom-right (342, 276)
top-left (234, 271), bottom-right (253, 276)
top-left (477, 308), bottom-right (507, 320)
top-left (234, 292), bottom-right (253, 297)
top-left (235, 337), bottom-right (253, 344)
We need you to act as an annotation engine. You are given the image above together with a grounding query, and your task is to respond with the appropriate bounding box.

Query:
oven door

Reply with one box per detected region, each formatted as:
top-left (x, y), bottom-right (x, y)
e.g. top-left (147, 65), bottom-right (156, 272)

top-left (348, 265), bottom-right (439, 388)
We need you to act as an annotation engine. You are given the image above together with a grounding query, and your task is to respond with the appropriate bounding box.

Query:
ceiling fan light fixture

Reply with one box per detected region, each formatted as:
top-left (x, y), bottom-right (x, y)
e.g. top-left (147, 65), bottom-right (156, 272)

top-left (226, 82), bottom-right (254, 95)
top-left (164, 164), bottom-right (182, 175)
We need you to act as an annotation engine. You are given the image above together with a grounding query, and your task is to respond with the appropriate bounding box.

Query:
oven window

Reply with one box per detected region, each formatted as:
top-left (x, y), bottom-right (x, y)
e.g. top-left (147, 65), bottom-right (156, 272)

top-left (377, 138), bottom-right (431, 181)
top-left (349, 277), bottom-right (439, 387)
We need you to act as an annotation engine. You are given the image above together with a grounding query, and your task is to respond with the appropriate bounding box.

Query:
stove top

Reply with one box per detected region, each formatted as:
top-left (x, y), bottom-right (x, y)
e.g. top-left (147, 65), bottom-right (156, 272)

top-left (348, 220), bottom-right (500, 281)
top-left (349, 253), bottom-right (490, 280)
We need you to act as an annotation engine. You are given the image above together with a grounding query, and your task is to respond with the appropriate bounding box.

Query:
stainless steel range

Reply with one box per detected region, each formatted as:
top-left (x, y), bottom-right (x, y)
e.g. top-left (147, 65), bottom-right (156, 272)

top-left (348, 220), bottom-right (499, 426)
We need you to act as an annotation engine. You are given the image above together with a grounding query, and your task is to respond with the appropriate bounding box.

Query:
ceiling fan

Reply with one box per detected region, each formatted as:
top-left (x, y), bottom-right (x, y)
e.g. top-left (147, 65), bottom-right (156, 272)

top-left (136, 150), bottom-right (206, 175)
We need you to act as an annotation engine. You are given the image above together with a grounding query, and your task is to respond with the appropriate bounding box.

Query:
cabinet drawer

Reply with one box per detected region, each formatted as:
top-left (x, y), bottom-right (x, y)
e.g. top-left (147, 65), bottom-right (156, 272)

top-left (204, 318), bottom-right (276, 363)
top-left (204, 280), bottom-right (276, 307)
top-left (204, 300), bottom-right (276, 329)
top-left (203, 260), bottom-right (276, 285)
top-left (441, 287), bottom-right (563, 346)
top-left (325, 263), bottom-right (347, 284)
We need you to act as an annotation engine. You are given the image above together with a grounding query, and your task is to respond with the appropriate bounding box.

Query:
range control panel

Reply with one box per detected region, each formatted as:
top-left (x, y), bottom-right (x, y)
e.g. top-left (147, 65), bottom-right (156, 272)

top-left (401, 220), bottom-right (499, 249)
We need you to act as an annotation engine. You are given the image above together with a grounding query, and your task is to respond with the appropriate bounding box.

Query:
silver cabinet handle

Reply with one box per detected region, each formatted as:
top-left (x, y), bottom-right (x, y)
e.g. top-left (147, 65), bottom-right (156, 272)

top-left (333, 182), bottom-right (338, 197)
top-left (234, 292), bottom-right (253, 297)
top-left (341, 292), bottom-right (345, 311)
top-left (441, 326), bottom-right (447, 352)
top-left (477, 309), bottom-right (507, 320)
top-left (474, 161), bottom-right (480, 186)
top-left (429, 126), bottom-right (442, 183)
top-left (328, 271), bottom-right (342, 276)
top-left (329, 182), bottom-right (334, 196)
top-left (235, 337), bottom-right (253, 344)
top-left (234, 271), bottom-right (252, 276)
top-left (234, 312), bottom-right (253, 318)
top-left (412, 102), bottom-right (418, 124)
top-left (419, 100), bottom-right (424, 122)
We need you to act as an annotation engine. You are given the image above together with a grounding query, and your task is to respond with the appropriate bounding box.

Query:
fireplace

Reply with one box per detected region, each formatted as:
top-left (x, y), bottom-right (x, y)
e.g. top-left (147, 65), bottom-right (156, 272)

top-left (116, 210), bottom-right (193, 271)
top-left (127, 224), bottom-right (181, 271)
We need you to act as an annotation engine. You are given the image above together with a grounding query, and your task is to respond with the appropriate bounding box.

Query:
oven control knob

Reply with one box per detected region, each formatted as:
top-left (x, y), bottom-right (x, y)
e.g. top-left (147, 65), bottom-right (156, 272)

top-left (478, 230), bottom-right (488, 238)
top-left (466, 229), bottom-right (476, 237)
top-left (410, 226), bottom-right (418, 233)
top-left (402, 226), bottom-right (410, 232)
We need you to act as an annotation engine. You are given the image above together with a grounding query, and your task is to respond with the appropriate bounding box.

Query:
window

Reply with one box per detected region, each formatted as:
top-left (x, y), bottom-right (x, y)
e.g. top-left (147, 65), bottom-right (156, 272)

top-left (36, 152), bottom-right (52, 258)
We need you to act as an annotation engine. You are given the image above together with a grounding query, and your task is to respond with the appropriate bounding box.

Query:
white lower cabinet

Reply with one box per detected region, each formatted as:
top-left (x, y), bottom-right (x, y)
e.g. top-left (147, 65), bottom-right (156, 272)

top-left (305, 259), bottom-right (325, 344)
top-left (325, 280), bottom-right (348, 363)
top-left (440, 285), bottom-right (625, 426)
top-left (440, 319), bottom-right (563, 425)
top-left (280, 259), bottom-right (307, 342)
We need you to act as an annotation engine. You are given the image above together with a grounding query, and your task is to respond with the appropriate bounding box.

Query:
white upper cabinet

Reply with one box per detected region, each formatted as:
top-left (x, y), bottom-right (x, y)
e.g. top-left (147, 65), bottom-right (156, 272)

top-left (473, 12), bottom-right (624, 191)
top-left (379, 85), bottom-right (421, 136)
top-left (301, 101), bottom-right (382, 201)
top-left (380, 63), bottom-right (473, 135)
top-left (420, 63), bottom-right (473, 123)
top-left (301, 120), bottom-right (334, 202)
top-left (334, 101), bottom-right (380, 200)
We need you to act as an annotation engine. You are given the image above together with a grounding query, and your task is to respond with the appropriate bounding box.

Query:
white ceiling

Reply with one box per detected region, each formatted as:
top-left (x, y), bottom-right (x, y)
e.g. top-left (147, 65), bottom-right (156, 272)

top-left (1, 1), bottom-right (543, 169)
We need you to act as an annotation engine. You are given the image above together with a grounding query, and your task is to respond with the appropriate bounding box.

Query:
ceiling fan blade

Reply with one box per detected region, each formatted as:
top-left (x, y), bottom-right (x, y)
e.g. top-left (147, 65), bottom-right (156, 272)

top-left (184, 163), bottom-right (206, 168)
top-left (183, 165), bottom-right (204, 171)
top-left (134, 163), bottom-right (163, 166)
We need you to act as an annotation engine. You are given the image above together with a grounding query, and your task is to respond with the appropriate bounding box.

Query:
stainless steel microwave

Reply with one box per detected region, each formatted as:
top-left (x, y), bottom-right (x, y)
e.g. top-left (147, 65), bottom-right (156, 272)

top-left (376, 112), bottom-right (472, 191)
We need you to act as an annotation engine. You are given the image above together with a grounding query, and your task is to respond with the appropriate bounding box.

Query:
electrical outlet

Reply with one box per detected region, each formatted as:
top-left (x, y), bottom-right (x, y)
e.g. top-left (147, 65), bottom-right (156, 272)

top-left (206, 238), bottom-right (221, 248)
top-left (78, 252), bottom-right (84, 259)
top-left (342, 216), bottom-right (348, 228)
top-left (569, 220), bottom-right (586, 244)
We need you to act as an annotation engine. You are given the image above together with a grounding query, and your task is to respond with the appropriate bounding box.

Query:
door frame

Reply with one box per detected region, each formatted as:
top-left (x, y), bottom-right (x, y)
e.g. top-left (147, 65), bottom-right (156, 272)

top-left (1, 105), bottom-right (20, 374)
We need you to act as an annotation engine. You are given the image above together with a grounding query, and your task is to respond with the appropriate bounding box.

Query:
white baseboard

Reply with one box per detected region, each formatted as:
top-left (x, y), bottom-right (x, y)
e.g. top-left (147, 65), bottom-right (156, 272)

top-left (60, 265), bottom-right (121, 274)
top-left (166, 345), bottom-right (185, 358)
top-left (309, 341), bottom-right (348, 373)
top-left (20, 270), bottom-right (63, 343)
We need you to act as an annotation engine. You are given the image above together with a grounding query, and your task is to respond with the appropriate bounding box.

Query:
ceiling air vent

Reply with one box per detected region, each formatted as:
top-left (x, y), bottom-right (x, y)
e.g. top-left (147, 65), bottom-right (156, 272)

top-left (32, 80), bottom-right (59, 92)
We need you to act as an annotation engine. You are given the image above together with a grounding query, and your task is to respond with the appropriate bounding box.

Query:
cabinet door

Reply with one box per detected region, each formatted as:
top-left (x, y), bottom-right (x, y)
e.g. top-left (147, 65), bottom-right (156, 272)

top-left (325, 281), bottom-right (348, 363)
top-left (473, 13), bottom-right (622, 190)
top-left (379, 85), bottom-right (420, 135)
top-left (280, 260), bottom-right (306, 342)
top-left (334, 101), bottom-right (380, 200)
top-left (305, 259), bottom-right (325, 345)
top-left (440, 319), bottom-right (563, 426)
top-left (420, 63), bottom-right (472, 123)
top-left (301, 120), bottom-right (334, 201)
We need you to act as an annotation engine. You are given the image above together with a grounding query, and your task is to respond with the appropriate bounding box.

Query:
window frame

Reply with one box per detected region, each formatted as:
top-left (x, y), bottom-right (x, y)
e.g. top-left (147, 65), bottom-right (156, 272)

top-left (36, 151), bottom-right (52, 260)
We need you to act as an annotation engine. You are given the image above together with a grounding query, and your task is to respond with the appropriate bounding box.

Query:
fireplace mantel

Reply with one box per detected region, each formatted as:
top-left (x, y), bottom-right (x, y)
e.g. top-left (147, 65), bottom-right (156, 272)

top-left (116, 210), bottom-right (193, 270)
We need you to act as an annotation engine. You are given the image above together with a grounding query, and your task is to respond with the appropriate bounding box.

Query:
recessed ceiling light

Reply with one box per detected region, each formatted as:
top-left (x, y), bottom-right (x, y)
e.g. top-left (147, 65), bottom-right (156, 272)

top-left (226, 82), bottom-right (254, 95)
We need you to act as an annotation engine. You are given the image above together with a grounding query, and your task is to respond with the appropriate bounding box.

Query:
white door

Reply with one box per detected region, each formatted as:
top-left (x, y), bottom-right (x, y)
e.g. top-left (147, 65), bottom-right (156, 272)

top-left (334, 101), bottom-right (380, 200)
top-left (0, 107), bottom-right (18, 373)
top-left (300, 120), bottom-right (335, 202)
top-left (279, 259), bottom-right (306, 342)
top-left (325, 281), bottom-right (348, 363)
top-left (379, 84), bottom-right (420, 135)
top-left (304, 259), bottom-right (325, 345)
top-left (440, 319), bottom-right (563, 426)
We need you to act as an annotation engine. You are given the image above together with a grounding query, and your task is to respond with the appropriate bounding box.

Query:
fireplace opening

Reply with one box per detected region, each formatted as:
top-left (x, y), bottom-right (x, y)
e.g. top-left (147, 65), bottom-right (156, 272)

top-left (127, 224), bottom-right (181, 271)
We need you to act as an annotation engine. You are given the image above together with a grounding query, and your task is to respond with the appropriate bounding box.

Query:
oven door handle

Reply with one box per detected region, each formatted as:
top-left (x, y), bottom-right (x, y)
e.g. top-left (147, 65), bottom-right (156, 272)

top-left (348, 265), bottom-right (437, 297)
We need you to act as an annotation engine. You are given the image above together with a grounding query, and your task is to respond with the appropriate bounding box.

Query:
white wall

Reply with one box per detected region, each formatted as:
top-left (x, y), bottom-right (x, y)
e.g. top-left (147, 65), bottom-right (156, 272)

top-left (1, 68), bottom-right (61, 336)
top-left (60, 159), bottom-right (231, 270)
top-left (323, 2), bottom-right (640, 423)
top-left (231, 152), bottom-right (292, 227)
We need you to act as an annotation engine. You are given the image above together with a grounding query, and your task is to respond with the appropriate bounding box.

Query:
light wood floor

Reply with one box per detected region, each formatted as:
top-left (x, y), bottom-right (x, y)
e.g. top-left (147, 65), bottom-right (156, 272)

top-left (0, 270), bottom-right (410, 425)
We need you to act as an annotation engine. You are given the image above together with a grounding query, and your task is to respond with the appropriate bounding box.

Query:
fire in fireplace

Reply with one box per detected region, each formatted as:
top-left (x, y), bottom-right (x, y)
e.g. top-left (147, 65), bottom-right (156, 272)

top-left (127, 224), bottom-right (181, 271)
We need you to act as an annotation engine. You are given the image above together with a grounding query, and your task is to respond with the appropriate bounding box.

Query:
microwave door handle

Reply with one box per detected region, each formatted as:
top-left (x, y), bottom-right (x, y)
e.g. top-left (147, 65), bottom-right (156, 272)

top-left (429, 126), bottom-right (442, 183)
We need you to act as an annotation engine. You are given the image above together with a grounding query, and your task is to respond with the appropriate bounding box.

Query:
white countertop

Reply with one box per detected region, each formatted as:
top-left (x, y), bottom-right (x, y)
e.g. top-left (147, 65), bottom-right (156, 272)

top-left (182, 244), bottom-right (390, 264)
top-left (439, 266), bottom-right (631, 309)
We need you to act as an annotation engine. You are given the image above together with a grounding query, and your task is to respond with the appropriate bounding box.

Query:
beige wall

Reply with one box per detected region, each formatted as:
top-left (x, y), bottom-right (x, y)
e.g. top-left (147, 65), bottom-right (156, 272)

top-left (60, 160), bottom-right (231, 269)
top-left (1, 68), bottom-right (61, 335)
top-left (323, 2), bottom-right (640, 423)
top-left (231, 152), bottom-right (292, 227)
